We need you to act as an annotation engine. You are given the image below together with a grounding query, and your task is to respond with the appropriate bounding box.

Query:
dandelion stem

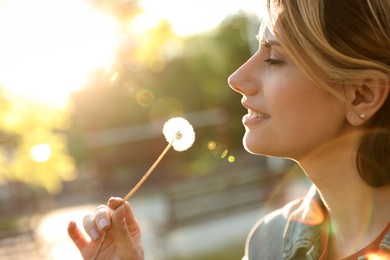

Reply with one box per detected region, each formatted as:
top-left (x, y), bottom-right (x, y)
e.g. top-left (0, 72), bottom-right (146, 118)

top-left (123, 140), bottom-right (174, 202)
top-left (93, 140), bottom-right (175, 260)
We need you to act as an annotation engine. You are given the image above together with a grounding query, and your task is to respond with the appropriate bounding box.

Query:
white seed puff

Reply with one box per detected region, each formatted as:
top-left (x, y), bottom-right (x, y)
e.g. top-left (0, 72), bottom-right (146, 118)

top-left (163, 117), bottom-right (195, 151)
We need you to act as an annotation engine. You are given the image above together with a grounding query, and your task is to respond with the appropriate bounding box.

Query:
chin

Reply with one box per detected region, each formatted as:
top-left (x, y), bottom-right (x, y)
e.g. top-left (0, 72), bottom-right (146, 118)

top-left (242, 136), bottom-right (292, 159)
top-left (242, 137), bottom-right (266, 156)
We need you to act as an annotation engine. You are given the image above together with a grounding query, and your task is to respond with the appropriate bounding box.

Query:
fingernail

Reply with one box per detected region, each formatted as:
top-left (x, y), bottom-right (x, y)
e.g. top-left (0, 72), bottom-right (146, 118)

top-left (116, 205), bottom-right (125, 223)
top-left (90, 228), bottom-right (100, 240)
top-left (98, 218), bottom-right (109, 230)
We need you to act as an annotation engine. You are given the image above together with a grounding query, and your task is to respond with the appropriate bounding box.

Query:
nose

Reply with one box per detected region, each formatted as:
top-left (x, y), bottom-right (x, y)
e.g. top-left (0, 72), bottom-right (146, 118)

top-left (228, 55), bottom-right (259, 96)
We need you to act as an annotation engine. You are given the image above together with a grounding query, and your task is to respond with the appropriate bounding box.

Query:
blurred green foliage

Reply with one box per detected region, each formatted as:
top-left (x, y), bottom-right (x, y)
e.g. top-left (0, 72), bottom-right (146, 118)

top-left (64, 9), bottom-right (262, 196)
top-left (0, 94), bottom-right (75, 195)
top-left (0, 0), bottom-right (261, 199)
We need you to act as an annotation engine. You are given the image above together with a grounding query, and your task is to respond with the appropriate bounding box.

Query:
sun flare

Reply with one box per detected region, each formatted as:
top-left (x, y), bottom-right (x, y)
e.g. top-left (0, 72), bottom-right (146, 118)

top-left (140, 0), bottom-right (263, 36)
top-left (0, 0), bottom-right (119, 104)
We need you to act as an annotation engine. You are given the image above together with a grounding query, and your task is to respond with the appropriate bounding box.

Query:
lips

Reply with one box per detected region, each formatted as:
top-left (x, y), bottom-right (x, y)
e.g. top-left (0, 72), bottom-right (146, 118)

top-left (248, 109), bottom-right (270, 119)
top-left (241, 100), bottom-right (271, 125)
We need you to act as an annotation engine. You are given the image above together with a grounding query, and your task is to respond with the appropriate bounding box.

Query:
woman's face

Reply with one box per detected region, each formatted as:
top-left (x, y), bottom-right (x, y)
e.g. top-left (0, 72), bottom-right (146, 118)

top-left (228, 27), bottom-right (349, 160)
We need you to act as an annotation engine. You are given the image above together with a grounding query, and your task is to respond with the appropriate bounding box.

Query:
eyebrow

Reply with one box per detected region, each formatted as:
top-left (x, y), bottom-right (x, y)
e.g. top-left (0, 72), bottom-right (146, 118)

top-left (264, 39), bottom-right (282, 47)
top-left (256, 35), bottom-right (282, 47)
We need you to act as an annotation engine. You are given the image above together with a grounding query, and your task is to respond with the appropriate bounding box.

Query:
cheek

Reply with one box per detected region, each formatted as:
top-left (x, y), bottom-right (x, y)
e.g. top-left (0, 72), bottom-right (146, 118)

top-left (274, 87), bottom-right (345, 135)
top-left (279, 94), bottom-right (347, 151)
top-left (268, 75), bottom-right (343, 124)
top-left (251, 81), bottom-right (347, 157)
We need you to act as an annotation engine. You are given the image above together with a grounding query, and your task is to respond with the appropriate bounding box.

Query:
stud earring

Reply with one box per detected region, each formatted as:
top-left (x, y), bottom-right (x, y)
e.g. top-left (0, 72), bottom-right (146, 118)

top-left (360, 113), bottom-right (366, 119)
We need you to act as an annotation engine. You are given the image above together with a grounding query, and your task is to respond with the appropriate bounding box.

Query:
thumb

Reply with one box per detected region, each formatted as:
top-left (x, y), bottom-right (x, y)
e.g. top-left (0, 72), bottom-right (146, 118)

top-left (111, 204), bottom-right (143, 259)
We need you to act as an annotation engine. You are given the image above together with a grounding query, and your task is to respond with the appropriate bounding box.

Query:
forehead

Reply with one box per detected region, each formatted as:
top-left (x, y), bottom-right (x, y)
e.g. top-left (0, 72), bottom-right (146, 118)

top-left (258, 20), bottom-right (278, 42)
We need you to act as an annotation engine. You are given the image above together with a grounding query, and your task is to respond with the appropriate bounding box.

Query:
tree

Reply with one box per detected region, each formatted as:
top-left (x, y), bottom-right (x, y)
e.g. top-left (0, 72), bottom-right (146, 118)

top-left (66, 12), bottom-right (260, 183)
top-left (0, 93), bottom-right (76, 195)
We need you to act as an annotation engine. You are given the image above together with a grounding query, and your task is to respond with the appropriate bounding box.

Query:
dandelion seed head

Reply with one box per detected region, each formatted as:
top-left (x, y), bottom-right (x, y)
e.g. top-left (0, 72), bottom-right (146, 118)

top-left (163, 117), bottom-right (195, 151)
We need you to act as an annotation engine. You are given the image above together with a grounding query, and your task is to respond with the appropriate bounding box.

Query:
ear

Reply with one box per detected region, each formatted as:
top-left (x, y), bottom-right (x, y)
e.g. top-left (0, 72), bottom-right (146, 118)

top-left (345, 70), bottom-right (389, 126)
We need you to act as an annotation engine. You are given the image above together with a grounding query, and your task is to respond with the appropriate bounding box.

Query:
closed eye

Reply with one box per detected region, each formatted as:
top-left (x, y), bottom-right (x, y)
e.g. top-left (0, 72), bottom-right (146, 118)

top-left (264, 58), bottom-right (284, 65)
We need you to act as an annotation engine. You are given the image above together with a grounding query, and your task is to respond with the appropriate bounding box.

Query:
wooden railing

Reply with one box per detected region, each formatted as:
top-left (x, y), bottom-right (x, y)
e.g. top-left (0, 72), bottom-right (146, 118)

top-left (164, 167), bottom-right (286, 230)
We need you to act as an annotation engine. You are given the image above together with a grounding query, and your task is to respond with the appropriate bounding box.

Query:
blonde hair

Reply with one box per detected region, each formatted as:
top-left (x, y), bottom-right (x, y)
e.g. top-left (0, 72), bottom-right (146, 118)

top-left (265, 0), bottom-right (390, 186)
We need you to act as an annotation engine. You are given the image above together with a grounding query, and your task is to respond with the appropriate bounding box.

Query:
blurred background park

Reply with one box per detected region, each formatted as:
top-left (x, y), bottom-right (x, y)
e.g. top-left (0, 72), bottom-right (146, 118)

top-left (0, 0), bottom-right (312, 259)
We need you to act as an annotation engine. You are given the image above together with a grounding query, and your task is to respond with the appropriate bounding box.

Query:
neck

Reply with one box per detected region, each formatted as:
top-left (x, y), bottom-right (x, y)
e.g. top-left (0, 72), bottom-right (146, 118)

top-left (297, 132), bottom-right (390, 258)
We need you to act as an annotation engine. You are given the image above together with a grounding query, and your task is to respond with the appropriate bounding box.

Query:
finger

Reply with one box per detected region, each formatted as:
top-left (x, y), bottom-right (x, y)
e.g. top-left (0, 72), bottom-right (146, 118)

top-left (123, 202), bottom-right (142, 236)
top-left (107, 197), bottom-right (124, 210)
top-left (94, 205), bottom-right (112, 231)
top-left (68, 221), bottom-right (88, 251)
top-left (83, 214), bottom-right (101, 241)
top-left (109, 199), bottom-right (141, 234)
top-left (111, 204), bottom-right (143, 259)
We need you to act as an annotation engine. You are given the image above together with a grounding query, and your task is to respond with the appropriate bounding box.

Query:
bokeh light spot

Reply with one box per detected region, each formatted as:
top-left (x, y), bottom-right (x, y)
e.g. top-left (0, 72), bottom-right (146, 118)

top-left (30, 144), bottom-right (52, 162)
top-left (136, 89), bottom-right (155, 107)
top-left (207, 141), bottom-right (230, 161)
top-left (109, 71), bottom-right (119, 83)
top-left (228, 156), bottom-right (235, 163)
top-left (208, 141), bottom-right (217, 151)
top-left (221, 149), bottom-right (228, 159)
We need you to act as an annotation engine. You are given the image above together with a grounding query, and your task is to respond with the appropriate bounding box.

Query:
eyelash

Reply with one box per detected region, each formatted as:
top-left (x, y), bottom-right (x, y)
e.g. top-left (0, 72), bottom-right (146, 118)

top-left (260, 40), bottom-right (284, 66)
top-left (264, 58), bottom-right (283, 65)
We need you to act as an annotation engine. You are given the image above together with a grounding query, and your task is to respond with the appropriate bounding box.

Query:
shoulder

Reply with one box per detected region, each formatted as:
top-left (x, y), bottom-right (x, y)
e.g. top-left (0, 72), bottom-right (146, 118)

top-left (244, 185), bottom-right (326, 260)
top-left (245, 199), bottom-right (303, 259)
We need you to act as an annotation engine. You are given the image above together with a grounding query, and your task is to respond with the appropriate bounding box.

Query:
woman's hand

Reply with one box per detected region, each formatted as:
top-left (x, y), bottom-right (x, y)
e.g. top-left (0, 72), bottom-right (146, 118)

top-left (68, 197), bottom-right (144, 260)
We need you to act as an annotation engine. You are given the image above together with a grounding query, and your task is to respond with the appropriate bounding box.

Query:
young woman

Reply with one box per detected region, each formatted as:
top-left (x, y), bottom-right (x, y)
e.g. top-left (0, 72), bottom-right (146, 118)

top-left (68, 0), bottom-right (390, 259)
